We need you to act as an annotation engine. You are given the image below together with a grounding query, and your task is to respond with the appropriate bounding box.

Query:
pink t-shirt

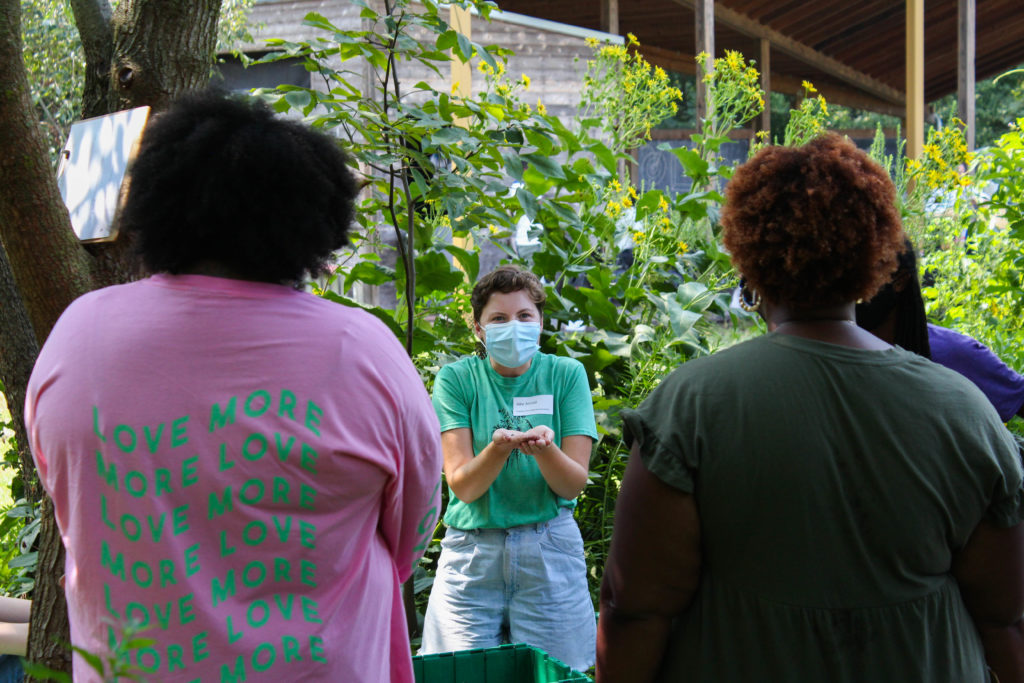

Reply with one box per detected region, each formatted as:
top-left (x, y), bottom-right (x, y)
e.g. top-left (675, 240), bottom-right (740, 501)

top-left (25, 274), bottom-right (441, 683)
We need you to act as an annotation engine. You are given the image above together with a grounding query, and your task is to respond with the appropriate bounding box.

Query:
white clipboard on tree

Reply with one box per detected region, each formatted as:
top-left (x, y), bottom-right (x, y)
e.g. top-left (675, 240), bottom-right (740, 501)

top-left (56, 106), bottom-right (151, 243)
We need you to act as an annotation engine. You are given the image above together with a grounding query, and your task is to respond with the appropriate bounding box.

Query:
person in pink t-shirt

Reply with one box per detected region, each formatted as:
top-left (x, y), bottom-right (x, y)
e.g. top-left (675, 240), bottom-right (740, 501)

top-left (25, 91), bottom-right (442, 683)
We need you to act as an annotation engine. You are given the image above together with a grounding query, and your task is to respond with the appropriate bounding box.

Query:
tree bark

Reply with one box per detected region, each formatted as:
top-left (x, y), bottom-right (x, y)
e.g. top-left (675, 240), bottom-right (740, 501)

top-left (109, 0), bottom-right (222, 112)
top-left (0, 243), bottom-right (41, 505)
top-left (0, 0), bottom-right (97, 347)
top-left (0, 0), bottom-right (225, 677)
top-left (70, 0), bottom-right (114, 119)
top-left (25, 497), bottom-right (70, 678)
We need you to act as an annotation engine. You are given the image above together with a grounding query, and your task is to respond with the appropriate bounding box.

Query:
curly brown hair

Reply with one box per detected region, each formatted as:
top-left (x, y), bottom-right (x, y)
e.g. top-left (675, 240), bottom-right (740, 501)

top-left (470, 265), bottom-right (546, 322)
top-left (721, 134), bottom-right (904, 309)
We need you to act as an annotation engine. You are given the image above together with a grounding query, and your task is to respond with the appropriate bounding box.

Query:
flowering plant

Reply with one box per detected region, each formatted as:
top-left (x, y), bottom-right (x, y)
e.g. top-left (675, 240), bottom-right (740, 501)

top-left (580, 33), bottom-right (683, 155)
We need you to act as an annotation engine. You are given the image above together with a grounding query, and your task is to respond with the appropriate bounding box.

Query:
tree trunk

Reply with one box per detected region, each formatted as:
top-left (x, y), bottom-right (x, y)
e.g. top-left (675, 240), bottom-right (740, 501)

top-left (0, 0), bottom-right (97, 346)
top-left (70, 0), bottom-right (114, 119)
top-left (0, 244), bottom-right (41, 505)
top-left (0, 0), bottom-right (224, 677)
top-left (109, 0), bottom-right (222, 112)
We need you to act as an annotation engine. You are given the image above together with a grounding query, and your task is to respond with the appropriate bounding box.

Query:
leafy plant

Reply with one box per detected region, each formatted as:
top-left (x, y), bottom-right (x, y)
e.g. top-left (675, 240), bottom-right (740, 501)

top-left (22, 618), bottom-right (156, 682)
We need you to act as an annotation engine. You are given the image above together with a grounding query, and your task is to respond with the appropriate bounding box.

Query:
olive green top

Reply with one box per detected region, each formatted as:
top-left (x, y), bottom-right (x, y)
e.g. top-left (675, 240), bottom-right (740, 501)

top-left (623, 333), bottom-right (1023, 682)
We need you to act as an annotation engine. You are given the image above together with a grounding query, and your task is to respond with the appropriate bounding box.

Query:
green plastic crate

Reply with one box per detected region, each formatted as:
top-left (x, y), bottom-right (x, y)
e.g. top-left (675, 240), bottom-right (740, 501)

top-left (413, 643), bottom-right (592, 683)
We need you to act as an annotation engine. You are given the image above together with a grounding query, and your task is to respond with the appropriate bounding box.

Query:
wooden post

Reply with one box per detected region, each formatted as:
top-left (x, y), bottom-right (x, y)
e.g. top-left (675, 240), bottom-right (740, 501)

top-left (449, 5), bottom-right (473, 264)
top-left (958, 0), bottom-right (976, 151)
top-left (695, 0), bottom-right (715, 125)
top-left (600, 0), bottom-right (620, 35)
top-left (905, 0), bottom-right (924, 159)
top-left (450, 5), bottom-right (473, 127)
top-left (759, 38), bottom-right (771, 138)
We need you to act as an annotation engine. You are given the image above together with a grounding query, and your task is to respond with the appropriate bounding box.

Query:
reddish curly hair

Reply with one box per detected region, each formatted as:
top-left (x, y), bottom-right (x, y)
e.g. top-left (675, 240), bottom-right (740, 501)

top-left (721, 134), bottom-right (904, 309)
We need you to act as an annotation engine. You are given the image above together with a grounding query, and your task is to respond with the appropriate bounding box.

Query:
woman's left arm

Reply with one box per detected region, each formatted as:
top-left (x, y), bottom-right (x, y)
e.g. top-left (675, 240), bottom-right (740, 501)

top-left (519, 431), bottom-right (591, 500)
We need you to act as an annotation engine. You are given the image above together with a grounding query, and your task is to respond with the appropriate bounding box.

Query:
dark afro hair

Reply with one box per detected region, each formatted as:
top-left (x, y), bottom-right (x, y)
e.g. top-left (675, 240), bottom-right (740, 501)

top-left (118, 90), bottom-right (358, 284)
top-left (721, 133), bottom-right (904, 309)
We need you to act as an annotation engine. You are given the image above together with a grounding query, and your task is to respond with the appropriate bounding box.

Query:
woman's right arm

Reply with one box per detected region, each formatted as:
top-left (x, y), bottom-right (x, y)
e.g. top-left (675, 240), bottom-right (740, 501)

top-left (952, 519), bottom-right (1024, 682)
top-left (441, 428), bottom-right (519, 504)
top-left (596, 443), bottom-right (702, 683)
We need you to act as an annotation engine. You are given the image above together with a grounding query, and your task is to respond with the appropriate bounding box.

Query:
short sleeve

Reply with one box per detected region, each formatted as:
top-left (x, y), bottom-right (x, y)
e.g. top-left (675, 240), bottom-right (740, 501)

top-left (431, 362), bottom-right (471, 432)
top-left (620, 371), bottom-right (697, 494)
top-left (557, 359), bottom-right (598, 441)
top-left (983, 427), bottom-right (1024, 528)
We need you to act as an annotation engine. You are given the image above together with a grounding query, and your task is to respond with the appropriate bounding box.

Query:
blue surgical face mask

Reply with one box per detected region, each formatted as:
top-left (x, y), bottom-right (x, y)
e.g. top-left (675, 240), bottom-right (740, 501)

top-left (484, 321), bottom-right (541, 368)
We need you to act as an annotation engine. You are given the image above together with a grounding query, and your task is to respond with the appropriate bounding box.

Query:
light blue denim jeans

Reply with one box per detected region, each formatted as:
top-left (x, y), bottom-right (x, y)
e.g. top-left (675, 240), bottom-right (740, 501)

top-left (420, 507), bottom-right (596, 672)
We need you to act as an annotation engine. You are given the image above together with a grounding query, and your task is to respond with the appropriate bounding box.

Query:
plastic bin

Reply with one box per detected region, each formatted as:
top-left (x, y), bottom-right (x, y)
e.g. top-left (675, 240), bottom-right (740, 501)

top-left (413, 643), bottom-right (592, 683)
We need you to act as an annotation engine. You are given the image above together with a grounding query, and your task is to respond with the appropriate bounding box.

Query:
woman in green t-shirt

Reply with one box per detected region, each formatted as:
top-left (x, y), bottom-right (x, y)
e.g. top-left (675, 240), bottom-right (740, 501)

top-left (597, 134), bottom-right (1024, 682)
top-left (420, 265), bottom-right (599, 672)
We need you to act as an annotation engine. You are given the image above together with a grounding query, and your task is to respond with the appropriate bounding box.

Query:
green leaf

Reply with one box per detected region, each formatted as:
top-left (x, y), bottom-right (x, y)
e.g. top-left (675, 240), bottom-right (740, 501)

top-left (436, 29), bottom-right (458, 51)
top-left (430, 127), bottom-right (468, 146)
top-left (21, 661), bottom-right (73, 683)
top-left (522, 153), bottom-right (566, 180)
top-left (443, 243), bottom-right (480, 282)
top-left (675, 281), bottom-right (714, 312)
top-left (284, 90), bottom-right (312, 111)
top-left (415, 250), bottom-right (465, 295)
top-left (454, 32), bottom-right (473, 62)
top-left (589, 141), bottom-right (617, 173)
top-left (8, 551), bottom-right (38, 568)
top-left (344, 261), bottom-right (396, 291)
top-left (635, 189), bottom-right (664, 218)
top-left (667, 146), bottom-right (708, 177)
top-left (516, 187), bottom-right (539, 221)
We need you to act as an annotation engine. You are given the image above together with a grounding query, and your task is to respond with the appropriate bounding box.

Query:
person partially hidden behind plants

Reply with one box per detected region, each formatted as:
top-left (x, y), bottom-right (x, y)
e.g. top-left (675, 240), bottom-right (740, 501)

top-left (24, 90), bottom-right (442, 682)
top-left (0, 595), bottom-right (29, 682)
top-left (855, 238), bottom-right (1024, 422)
top-left (419, 265), bottom-right (598, 672)
top-left (597, 134), bottom-right (1024, 682)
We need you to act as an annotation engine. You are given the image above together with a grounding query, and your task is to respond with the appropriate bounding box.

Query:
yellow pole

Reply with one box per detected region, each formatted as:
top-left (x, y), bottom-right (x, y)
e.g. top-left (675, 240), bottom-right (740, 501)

top-left (449, 5), bottom-right (473, 262)
top-left (905, 0), bottom-right (924, 159)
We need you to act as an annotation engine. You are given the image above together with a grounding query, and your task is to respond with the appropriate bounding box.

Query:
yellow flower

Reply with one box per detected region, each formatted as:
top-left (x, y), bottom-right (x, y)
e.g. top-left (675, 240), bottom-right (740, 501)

top-left (817, 95), bottom-right (828, 116)
top-left (802, 79), bottom-right (817, 93)
top-left (611, 178), bottom-right (622, 192)
top-left (677, 241), bottom-right (688, 253)
top-left (958, 175), bottom-right (971, 187)
top-left (477, 62), bottom-right (493, 75)
top-left (585, 36), bottom-right (599, 48)
top-left (628, 186), bottom-right (639, 200)
top-left (521, 74), bottom-right (531, 90)
top-left (622, 196), bottom-right (633, 208)
top-left (657, 196), bottom-right (669, 212)
top-left (536, 100), bottom-right (547, 116)
top-left (633, 231), bottom-right (645, 244)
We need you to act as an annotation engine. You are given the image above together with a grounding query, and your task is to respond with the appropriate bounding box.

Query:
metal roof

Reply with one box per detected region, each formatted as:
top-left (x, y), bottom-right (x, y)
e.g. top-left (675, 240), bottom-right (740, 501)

top-left (492, 0), bottom-right (1024, 116)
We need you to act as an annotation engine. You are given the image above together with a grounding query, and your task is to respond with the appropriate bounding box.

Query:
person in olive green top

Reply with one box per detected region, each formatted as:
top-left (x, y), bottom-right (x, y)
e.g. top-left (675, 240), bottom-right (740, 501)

top-left (420, 265), bottom-right (598, 671)
top-left (597, 134), bottom-right (1024, 683)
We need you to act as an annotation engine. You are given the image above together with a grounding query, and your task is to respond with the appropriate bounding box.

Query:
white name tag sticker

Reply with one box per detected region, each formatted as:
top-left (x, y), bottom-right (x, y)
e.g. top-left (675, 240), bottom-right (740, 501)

top-left (513, 395), bottom-right (554, 417)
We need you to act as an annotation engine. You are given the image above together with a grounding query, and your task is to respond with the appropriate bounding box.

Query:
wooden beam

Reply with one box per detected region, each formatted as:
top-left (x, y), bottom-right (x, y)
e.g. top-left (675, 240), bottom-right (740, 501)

top-left (770, 73), bottom-right (906, 118)
top-left (694, 0), bottom-right (714, 123)
top-left (906, 0), bottom-right (924, 159)
top-left (958, 0), bottom-right (976, 150)
top-left (670, 0), bottom-right (905, 106)
top-left (759, 38), bottom-right (771, 135)
top-left (600, 0), bottom-right (620, 35)
top-left (450, 5), bottom-right (472, 128)
top-left (636, 45), bottom-right (906, 118)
